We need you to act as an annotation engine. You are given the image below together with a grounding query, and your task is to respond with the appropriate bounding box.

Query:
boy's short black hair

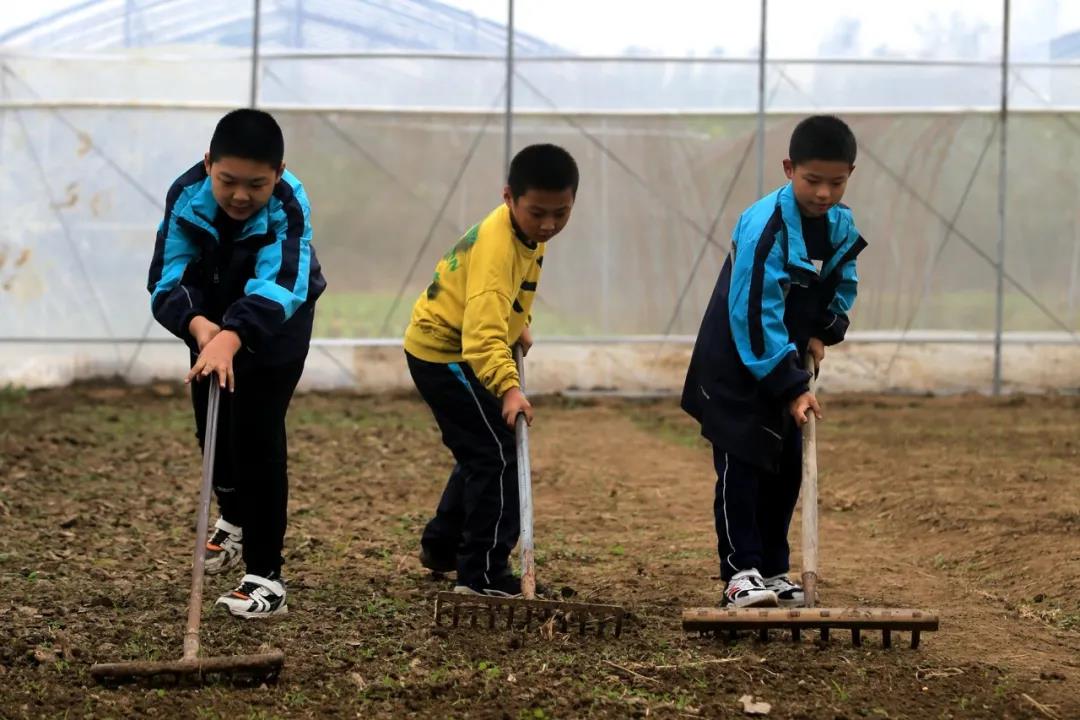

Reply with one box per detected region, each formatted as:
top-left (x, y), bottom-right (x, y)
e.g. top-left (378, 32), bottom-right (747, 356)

top-left (789, 115), bottom-right (857, 166)
top-left (208, 109), bottom-right (284, 169)
top-left (507, 144), bottom-right (579, 199)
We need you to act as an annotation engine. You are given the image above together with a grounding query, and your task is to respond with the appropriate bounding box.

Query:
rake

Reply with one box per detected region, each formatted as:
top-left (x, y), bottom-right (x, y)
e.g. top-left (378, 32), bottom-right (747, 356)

top-left (433, 346), bottom-right (625, 638)
top-left (682, 354), bottom-right (939, 648)
top-left (91, 381), bottom-right (285, 686)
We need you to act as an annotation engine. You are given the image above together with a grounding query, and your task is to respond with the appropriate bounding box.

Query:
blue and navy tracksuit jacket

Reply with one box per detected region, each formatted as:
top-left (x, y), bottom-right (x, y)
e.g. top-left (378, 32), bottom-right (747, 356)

top-left (681, 183), bottom-right (867, 471)
top-left (146, 162), bottom-right (326, 364)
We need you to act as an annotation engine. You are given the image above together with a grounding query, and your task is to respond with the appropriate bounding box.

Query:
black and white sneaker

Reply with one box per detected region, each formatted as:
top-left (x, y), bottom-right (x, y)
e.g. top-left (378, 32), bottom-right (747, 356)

top-left (453, 572), bottom-right (523, 598)
top-left (723, 569), bottom-right (779, 608)
top-left (204, 518), bottom-right (242, 576)
top-left (764, 574), bottom-right (806, 607)
top-left (215, 574), bottom-right (288, 619)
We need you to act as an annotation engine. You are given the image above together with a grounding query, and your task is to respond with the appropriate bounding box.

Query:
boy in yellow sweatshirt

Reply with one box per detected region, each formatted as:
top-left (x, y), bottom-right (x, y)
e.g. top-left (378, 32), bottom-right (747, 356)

top-left (404, 144), bottom-right (579, 597)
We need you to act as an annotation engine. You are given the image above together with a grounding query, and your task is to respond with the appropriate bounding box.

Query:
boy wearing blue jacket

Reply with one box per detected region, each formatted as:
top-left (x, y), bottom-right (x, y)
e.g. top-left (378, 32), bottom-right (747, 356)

top-left (682, 115), bottom-right (866, 608)
top-left (147, 109), bottom-right (326, 618)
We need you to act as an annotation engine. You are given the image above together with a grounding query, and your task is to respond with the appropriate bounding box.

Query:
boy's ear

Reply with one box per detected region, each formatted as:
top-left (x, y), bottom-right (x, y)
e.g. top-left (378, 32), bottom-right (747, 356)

top-left (502, 185), bottom-right (513, 208)
top-left (203, 152), bottom-right (212, 174)
top-left (782, 158), bottom-right (794, 180)
top-left (277, 162), bottom-right (286, 180)
top-left (848, 164), bottom-right (856, 178)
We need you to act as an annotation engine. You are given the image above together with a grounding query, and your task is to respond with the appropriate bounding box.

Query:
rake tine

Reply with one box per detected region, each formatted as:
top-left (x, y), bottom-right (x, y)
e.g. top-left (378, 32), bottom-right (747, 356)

top-left (579, 615), bottom-right (587, 635)
top-left (852, 628), bottom-right (862, 647)
top-left (759, 628), bottom-right (769, 643)
top-left (911, 631), bottom-right (921, 650)
top-left (526, 607), bottom-right (533, 627)
top-left (488, 605), bottom-right (496, 630)
top-left (728, 629), bottom-right (737, 642)
top-left (791, 627), bottom-right (801, 643)
top-left (820, 627), bottom-right (830, 644)
top-left (506, 606), bottom-right (515, 630)
top-left (882, 629), bottom-right (892, 649)
top-left (452, 603), bottom-right (461, 627)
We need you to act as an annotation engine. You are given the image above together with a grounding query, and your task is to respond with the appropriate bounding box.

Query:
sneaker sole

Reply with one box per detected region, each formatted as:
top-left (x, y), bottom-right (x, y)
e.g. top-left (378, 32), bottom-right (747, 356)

top-left (726, 591), bottom-right (780, 608)
top-left (215, 601), bottom-right (289, 619)
top-left (730, 597), bottom-right (780, 608)
top-left (776, 597), bottom-right (805, 608)
top-left (452, 585), bottom-right (522, 599)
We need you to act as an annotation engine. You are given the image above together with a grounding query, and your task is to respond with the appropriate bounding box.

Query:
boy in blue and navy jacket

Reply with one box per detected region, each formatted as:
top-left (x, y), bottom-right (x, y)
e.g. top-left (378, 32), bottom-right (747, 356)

top-left (147, 109), bottom-right (326, 618)
top-left (682, 115), bottom-right (866, 608)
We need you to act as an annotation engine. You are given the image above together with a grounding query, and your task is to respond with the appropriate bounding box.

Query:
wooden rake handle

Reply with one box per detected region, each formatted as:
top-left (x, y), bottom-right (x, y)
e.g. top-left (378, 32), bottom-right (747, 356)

top-left (513, 345), bottom-right (537, 600)
top-left (184, 381), bottom-right (220, 661)
top-left (800, 352), bottom-right (819, 608)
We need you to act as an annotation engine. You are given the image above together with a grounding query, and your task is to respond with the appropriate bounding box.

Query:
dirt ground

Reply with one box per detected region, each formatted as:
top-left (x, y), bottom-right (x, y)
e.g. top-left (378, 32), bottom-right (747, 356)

top-left (0, 384), bottom-right (1077, 719)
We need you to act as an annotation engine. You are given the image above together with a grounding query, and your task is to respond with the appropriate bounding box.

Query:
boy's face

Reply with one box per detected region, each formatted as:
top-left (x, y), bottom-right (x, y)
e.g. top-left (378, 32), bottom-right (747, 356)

top-left (503, 186), bottom-right (575, 244)
top-left (783, 158), bottom-right (854, 217)
top-left (203, 153), bottom-right (284, 221)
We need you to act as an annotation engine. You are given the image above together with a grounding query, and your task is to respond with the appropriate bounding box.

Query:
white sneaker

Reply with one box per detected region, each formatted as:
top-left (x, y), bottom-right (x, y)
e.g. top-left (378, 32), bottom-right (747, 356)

top-left (724, 569), bottom-right (779, 608)
top-left (215, 574), bottom-right (288, 619)
top-left (764, 574), bottom-right (806, 607)
top-left (204, 518), bottom-right (243, 576)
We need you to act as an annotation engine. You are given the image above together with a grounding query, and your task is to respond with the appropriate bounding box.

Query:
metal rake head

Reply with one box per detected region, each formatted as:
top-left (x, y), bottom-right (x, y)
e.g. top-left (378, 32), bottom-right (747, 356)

top-left (434, 591), bottom-right (625, 638)
top-left (682, 607), bottom-right (938, 649)
top-left (90, 652), bottom-right (285, 688)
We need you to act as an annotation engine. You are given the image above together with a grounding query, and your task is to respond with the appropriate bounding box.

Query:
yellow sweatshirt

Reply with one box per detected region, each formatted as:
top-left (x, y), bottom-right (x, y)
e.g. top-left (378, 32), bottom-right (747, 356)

top-left (404, 204), bottom-right (544, 397)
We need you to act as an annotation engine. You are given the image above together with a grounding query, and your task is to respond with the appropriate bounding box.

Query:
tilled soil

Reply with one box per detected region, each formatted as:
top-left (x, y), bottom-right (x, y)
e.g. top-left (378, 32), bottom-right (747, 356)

top-left (0, 385), bottom-right (1077, 719)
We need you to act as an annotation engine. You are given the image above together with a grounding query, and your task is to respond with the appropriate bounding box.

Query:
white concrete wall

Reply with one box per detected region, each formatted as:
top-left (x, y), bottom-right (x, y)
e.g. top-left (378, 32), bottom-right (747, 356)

top-left (4, 333), bottom-right (1078, 395)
